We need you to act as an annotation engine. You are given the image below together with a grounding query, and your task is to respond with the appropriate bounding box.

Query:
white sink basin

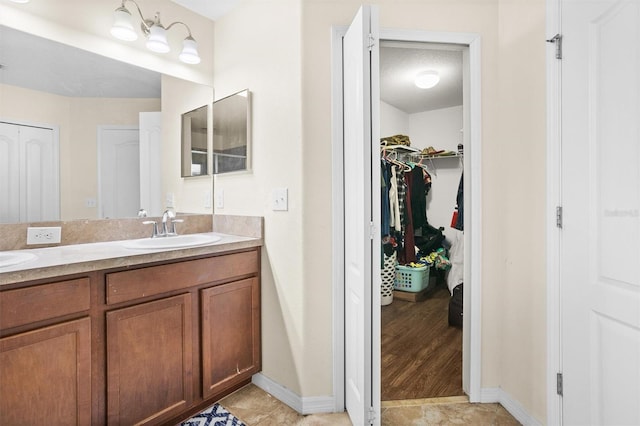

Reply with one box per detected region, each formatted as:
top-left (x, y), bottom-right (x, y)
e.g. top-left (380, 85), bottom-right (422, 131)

top-left (122, 234), bottom-right (222, 250)
top-left (0, 251), bottom-right (38, 268)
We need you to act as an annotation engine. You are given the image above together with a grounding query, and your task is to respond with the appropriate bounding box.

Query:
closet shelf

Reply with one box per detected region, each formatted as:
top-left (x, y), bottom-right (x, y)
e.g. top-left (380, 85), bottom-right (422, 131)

top-left (410, 153), bottom-right (463, 160)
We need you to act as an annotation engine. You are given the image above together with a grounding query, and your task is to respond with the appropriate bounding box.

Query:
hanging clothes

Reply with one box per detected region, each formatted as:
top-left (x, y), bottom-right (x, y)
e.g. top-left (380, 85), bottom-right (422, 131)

top-left (402, 172), bottom-right (417, 264)
top-left (389, 165), bottom-right (401, 232)
top-left (454, 172), bottom-right (464, 231)
top-left (381, 161), bottom-right (391, 237)
top-left (410, 166), bottom-right (427, 230)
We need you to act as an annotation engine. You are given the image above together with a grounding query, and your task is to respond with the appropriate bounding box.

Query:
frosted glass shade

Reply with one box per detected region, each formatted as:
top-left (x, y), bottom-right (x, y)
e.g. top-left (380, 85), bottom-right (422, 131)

top-left (110, 7), bottom-right (138, 41)
top-left (415, 70), bottom-right (440, 89)
top-left (146, 25), bottom-right (170, 53)
top-left (179, 37), bottom-right (201, 64)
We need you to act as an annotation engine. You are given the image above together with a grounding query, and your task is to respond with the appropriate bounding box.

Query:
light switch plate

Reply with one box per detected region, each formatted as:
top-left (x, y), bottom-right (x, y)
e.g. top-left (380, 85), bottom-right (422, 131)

top-left (215, 190), bottom-right (224, 209)
top-left (272, 188), bottom-right (288, 211)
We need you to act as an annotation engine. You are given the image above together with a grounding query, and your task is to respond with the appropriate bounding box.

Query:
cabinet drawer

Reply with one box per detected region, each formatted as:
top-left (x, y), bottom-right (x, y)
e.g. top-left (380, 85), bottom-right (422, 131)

top-left (106, 250), bottom-right (259, 305)
top-left (0, 278), bottom-right (91, 330)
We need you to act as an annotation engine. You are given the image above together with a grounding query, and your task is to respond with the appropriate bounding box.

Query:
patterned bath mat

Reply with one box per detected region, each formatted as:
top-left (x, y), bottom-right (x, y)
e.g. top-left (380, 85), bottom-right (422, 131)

top-left (179, 403), bottom-right (246, 426)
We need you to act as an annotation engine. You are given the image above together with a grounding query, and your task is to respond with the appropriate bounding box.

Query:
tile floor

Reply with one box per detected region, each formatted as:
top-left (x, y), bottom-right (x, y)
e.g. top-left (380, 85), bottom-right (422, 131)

top-left (218, 384), bottom-right (521, 425)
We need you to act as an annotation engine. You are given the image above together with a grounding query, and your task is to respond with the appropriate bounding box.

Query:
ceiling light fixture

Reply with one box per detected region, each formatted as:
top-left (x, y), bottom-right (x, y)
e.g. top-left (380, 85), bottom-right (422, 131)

top-left (110, 0), bottom-right (201, 65)
top-left (8, 0), bottom-right (30, 3)
top-left (415, 70), bottom-right (440, 89)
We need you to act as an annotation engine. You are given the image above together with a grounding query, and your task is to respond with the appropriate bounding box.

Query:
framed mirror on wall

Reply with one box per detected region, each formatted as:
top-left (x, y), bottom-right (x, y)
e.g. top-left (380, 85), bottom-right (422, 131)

top-left (212, 89), bottom-right (251, 174)
top-left (181, 104), bottom-right (209, 177)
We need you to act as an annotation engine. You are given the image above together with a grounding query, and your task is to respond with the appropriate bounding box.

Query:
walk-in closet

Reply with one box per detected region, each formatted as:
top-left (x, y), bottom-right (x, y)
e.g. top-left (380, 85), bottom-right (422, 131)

top-left (379, 41), bottom-right (466, 401)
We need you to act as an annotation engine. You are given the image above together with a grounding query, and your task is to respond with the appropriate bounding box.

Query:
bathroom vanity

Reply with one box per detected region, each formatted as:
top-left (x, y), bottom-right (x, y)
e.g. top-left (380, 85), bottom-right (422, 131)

top-left (0, 231), bottom-right (261, 425)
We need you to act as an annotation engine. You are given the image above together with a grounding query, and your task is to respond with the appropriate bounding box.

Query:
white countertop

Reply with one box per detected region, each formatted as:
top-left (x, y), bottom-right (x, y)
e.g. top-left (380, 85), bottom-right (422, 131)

top-left (0, 232), bottom-right (262, 286)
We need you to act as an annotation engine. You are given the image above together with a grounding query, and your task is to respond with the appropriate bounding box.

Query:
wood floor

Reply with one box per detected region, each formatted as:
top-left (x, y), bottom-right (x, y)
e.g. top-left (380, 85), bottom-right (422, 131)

top-left (381, 284), bottom-right (463, 401)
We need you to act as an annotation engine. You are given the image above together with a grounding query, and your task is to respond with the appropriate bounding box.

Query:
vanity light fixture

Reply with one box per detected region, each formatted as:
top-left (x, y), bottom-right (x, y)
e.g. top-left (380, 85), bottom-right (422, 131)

top-left (110, 0), bottom-right (201, 64)
top-left (415, 70), bottom-right (440, 89)
top-left (8, 0), bottom-right (30, 3)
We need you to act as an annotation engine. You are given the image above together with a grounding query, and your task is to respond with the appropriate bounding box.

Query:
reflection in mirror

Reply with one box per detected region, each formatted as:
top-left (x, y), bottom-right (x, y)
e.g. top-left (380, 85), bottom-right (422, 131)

top-left (0, 25), bottom-right (212, 224)
top-left (182, 104), bottom-right (209, 177)
top-left (212, 89), bottom-right (250, 174)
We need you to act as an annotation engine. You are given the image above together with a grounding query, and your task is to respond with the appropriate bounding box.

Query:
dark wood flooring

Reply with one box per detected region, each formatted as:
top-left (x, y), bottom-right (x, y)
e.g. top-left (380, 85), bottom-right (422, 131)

top-left (381, 284), bottom-right (463, 400)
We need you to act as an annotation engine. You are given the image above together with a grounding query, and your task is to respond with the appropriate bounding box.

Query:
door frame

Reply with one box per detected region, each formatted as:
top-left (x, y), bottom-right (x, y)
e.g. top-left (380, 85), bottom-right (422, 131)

top-left (545, 0), bottom-right (562, 424)
top-left (331, 27), bottom-right (483, 411)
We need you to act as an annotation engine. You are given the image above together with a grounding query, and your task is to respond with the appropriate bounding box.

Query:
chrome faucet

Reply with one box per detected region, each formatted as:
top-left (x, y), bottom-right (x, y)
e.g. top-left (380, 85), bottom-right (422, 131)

top-left (161, 209), bottom-right (183, 236)
top-left (142, 209), bottom-right (183, 238)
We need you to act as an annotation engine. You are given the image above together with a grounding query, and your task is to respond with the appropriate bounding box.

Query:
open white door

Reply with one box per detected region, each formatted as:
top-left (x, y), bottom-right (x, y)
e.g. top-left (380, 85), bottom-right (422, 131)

top-left (343, 5), bottom-right (381, 425)
top-left (560, 1), bottom-right (640, 424)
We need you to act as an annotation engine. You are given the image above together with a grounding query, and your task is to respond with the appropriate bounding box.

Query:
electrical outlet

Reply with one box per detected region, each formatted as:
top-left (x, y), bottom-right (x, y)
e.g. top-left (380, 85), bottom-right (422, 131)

top-left (27, 227), bottom-right (62, 245)
top-left (204, 190), bottom-right (212, 209)
top-left (85, 197), bottom-right (97, 208)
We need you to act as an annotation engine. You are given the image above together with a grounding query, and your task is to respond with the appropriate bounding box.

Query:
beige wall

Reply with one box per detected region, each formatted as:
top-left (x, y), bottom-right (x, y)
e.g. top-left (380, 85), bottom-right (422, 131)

top-left (161, 74), bottom-right (214, 214)
top-left (212, 0), bottom-right (305, 394)
top-left (214, 0), bottom-right (547, 421)
top-left (2, 0), bottom-right (548, 421)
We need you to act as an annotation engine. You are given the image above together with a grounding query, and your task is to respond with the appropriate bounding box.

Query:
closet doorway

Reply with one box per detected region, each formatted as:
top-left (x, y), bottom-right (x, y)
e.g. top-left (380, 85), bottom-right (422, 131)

top-left (379, 41), bottom-right (467, 401)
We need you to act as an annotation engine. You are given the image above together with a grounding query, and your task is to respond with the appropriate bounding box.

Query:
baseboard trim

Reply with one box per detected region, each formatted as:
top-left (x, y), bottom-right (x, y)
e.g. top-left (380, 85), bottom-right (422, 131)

top-left (252, 373), bottom-right (336, 415)
top-left (480, 387), bottom-right (542, 426)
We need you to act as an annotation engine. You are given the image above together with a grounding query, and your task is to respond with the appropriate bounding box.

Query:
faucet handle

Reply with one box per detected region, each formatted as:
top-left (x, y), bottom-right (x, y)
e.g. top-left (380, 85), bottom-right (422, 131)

top-left (169, 219), bottom-right (184, 236)
top-left (142, 220), bottom-right (159, 238)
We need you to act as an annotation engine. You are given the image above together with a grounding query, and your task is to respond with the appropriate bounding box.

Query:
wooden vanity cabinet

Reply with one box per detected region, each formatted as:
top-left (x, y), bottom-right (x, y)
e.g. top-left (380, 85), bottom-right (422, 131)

top-left (104, 248), bottom-right (261, 425)
top-left (201, 277), bottom-right (261, 398)
top-left (0, 247), bottom-right (260, 426)
top-left (0, 278), bottom-right (92, 425)
top-left (106, 294), bottom-right (193, 425)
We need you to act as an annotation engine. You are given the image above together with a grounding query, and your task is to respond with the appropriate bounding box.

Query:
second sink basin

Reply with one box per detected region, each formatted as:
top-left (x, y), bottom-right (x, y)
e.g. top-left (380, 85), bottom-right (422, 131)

top-left (0, 251), bottom-right (38, 268)
top-left (122, 234), bottom-right (222, 250)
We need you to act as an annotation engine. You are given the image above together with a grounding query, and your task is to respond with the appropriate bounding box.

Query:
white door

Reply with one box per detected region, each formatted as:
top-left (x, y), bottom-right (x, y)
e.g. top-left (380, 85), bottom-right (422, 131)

top-left (139, 112), bottom-right (162, 217)
top-left (561, 1), bottom-right (640, 424)
top-left (0, 121), bottom-right (58, 223)
top-left (98, 126), bottom-right (140, 219)
top-left (343, 5), bottom-right (381, 425)
top-left (0, 122), bottom-right (21, 223)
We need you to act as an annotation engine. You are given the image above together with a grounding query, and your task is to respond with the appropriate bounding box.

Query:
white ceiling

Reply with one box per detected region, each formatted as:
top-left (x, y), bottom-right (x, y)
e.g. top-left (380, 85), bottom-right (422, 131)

top-left (0, 25), bottom-right (161, 98)
top-left (170, 0), bottom-right (239, 21)
top-left (380, 42), bottom-right (463, 114)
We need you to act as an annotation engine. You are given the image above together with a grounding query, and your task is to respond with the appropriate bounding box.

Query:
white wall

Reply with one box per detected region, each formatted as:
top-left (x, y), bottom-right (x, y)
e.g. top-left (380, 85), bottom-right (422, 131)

top-left (409, 105), bottom-right (463, 233)
top-left (380, 101), bottom-right (410, 137)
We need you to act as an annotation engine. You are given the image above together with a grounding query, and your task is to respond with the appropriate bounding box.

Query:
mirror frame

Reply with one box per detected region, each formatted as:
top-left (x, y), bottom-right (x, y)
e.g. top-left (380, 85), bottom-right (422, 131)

top-left (181, 104), bottom-right (210, 177)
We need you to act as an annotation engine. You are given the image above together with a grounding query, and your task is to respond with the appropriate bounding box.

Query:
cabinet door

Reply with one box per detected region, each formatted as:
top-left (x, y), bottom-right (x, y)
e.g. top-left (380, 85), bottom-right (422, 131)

top-left (106, 294), bottom-right (192, 425)
top-left (201, 277), bottom-right (261, 398)
top-left (0, 317), bottom-right (91, 425)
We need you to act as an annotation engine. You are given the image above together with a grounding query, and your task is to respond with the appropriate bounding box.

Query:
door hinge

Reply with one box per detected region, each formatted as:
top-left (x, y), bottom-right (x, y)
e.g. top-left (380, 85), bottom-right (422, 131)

top-left (368, 407), bottom-right (377, 424)
top-left (546, 34), bottom-right (562, 59)
top-left (367, 33), bottom-right (375, 51)
top-left (369, 221), bottom-right (375, 240)
top-left (556, 206), bottom-right (563, 229)
top-left (557, 372), bottom-right (563, 396)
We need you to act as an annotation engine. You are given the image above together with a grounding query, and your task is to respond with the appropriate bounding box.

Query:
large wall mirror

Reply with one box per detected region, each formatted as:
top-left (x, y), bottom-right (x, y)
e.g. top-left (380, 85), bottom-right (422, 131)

top-left (212, 89), bottom-right (251, 174)
top-left (0, 24), bottom-right (212, 223)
